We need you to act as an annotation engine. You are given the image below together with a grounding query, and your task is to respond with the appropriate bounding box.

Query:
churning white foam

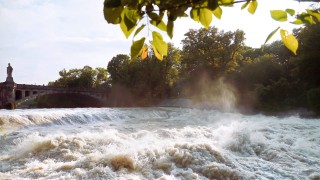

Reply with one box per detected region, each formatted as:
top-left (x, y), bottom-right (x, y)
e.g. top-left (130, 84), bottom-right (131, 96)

top-left (0, 108), bottom-right (320, 179)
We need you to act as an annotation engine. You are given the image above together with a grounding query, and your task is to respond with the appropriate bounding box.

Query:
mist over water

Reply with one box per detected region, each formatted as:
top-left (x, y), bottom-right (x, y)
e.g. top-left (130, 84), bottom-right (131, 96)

top-left (182, 75), bottom-right (238, 112)
top-left (0, 108), bottom-right (320, 179)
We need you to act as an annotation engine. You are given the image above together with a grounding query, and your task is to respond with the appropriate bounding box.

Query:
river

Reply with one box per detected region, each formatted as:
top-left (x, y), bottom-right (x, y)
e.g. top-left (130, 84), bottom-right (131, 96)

top-left (0, 108), bottom-right (319, 179)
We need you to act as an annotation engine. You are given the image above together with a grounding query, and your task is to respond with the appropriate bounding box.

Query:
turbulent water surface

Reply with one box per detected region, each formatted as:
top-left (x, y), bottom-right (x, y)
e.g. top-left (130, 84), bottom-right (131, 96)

top-left (0, 108), bottom-right (319, 179)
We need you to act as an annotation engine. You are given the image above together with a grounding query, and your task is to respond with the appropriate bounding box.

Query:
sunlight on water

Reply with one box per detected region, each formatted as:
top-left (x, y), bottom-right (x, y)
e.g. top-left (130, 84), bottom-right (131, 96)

top-left (0, 108), bottom-right (320, 179)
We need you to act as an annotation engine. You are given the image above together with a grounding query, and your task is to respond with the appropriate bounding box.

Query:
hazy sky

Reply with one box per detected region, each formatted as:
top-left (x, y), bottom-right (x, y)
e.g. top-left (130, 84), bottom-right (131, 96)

top-left (0, 0), bottom-right (312, 85)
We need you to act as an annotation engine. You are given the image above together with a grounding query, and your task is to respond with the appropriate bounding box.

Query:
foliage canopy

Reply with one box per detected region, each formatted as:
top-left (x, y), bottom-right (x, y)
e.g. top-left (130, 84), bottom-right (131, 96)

top-left (103, 0), bottom-right (320, 60)
top-left (48, 24), bottom-right (320, 113)
top-left (49, 66), bottom-right (109, 89)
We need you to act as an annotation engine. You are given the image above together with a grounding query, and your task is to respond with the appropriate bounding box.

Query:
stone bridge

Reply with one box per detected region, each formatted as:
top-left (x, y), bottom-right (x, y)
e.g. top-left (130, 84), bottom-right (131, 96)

top-left (0, 64), bottom-right (108, 109)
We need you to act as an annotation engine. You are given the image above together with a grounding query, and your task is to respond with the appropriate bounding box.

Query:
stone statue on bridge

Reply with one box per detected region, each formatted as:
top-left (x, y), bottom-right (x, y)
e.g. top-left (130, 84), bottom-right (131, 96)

top-left (6, 63), bottom-right (14, 82)
top-left (7, 63), bottom-right (13, 77)
top-left (0, 63), bottom-right (16, 109)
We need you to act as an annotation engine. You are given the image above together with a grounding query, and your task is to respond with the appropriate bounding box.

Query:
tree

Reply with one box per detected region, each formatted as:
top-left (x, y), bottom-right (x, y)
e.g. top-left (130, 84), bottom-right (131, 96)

top-left (107, 54), bottom-right (131, 85)
top-left (180, 27), bottom-right (245, 81)
top-left (49, 66), bottom-right (108, 89)
top-left (264, 41), bottom-right (292, 65)
top-left (225, 22), bottom-right (320, 113)
top-left (295, 23), bottom-right (320, 88)
top-left (103, 0), bottom-right (320, 59)
top-left (95, 67), bottom-right (109, 88)
top-left (154, 43), bottom-right (181, 97)
top-left (107, 44), bottom-right (181, 105)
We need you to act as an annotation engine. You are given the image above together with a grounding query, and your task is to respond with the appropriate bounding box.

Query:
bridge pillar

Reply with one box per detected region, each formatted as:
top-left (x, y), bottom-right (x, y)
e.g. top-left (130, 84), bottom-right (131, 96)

top-left (0, 63), bottom-right (16, 109)
top-left (22, 90), bottom-right (26, 99)
top-left (0, 81), bottom-right (17, 109)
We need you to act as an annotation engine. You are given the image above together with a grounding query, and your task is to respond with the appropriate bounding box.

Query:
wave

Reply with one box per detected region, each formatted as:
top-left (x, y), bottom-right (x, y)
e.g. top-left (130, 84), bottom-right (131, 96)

top-left (0, 108), bottom-right (320, 179)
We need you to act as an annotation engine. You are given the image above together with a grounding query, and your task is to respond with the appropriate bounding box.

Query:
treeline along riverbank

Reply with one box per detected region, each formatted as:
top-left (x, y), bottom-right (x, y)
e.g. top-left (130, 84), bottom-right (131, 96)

top-left (41, 24), bottom-right (320, 116)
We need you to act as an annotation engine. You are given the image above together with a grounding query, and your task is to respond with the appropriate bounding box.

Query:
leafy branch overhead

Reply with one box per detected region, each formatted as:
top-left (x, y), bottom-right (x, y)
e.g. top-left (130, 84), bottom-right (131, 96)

top-left (104, 0), bottom-right (320, 60)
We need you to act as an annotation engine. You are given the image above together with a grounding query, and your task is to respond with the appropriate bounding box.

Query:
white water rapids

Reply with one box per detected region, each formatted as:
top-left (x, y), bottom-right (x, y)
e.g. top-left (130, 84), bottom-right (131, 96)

top-left (0, 108), bottom-right (319, 179)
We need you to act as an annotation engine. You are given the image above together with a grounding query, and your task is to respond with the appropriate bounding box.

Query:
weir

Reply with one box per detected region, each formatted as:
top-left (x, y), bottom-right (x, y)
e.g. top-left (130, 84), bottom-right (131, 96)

top-left (0, 63), bottom-right (109, 109)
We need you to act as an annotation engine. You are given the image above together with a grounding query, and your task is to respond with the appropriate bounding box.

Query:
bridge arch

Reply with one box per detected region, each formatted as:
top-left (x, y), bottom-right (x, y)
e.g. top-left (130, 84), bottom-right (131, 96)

top-left (15, 90), bottom-right (22, 100)
top-left (16, 92), bottom-right (107, 108)
top-left (1, 64), bottom-right (110, 109)
top-left (1, 82), bottom-right (109, 109)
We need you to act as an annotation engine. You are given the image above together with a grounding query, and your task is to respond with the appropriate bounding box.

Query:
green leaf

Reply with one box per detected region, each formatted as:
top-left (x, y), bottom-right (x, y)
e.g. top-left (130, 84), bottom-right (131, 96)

top-left (212, 6), bottom-right (222, 19)
top-left (133, 24), bottom-right (145, 38)
top-left (103, 7), bottom-right (123, 24)
top-left (125, 9), bottom-right (140, 23)
top-left (124, 0), bottom-right (139, 7)
top-left (3, 133), bottom-right (6, 140)
top-left (167, 5), bottom-right (188, 21)
top-left (241, 1), bottom-right (249, 10)
top-left (120, 9), bottom-right (137, 38)
top-left (307, 9), bottom-right (320, 21)
top-left (208, 0), bottom-right (219, 11)
top-left (303, 15), bottom-right (316, 24)
top-left (181, 13), bottom-right (188, 17)
top-left (151, 44), bottom-right (163, 60)
top-left (285, 9), bottom-right (295, 16)
top-left (105, 0), bottom-right (122, 8)
top-left (280, 29), bottom-right (298, 55)
top-left (152, 31), bottom-right (168, 60)
top-left (292, 19), bottom-right (303, 25)
top-left (150, 20), bottom-right (167, 32)
top-left (152, 31), bottom-right (167, 55)
top-left (174, 5), bottom-right (188, 17)
top-left (130, 37), bottom-right (145, 59)
top-left (159, 11), bottom-right (165, 20)
top-left (120, 18), bottom-right (136, 38)
top-left (264, 27), bottom-right (280, 44)
top-left (295, 12), bottom-right (315, 25)
top-left (219, 0), bottom-right (234, 6)
top-left (167, 10), bottom-right (179, 21)
top-left (248, 0), bottom-right (258, 15)
top-left (199, 8), bottom-right (212, 29)
top-left (167, 20), bottom-right (174, 39)
top-left (147, 12), bottom-right (160, 21)
top-left (270, 10), bottom-right (288, 22)
top-left (119, 8), bottom-right (140, 38)
top-left (190, 8), bottom-right (200, 22)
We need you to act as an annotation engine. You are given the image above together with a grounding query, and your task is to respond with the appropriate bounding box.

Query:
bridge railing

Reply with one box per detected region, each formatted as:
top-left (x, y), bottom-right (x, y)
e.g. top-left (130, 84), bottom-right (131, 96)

top-left (16, 84), bottom-right (109, 93)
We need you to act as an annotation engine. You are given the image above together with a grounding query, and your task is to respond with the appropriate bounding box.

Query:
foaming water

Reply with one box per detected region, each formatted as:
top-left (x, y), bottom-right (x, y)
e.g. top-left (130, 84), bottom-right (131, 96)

top-left (0, 108), bottom-right (319, 179)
